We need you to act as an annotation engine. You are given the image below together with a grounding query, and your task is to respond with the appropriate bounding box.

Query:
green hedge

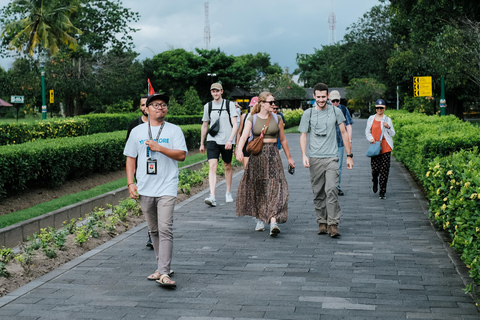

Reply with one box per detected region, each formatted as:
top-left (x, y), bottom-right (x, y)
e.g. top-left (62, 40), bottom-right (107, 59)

top-left (425, 148), bottom-right (480, 283)
top-left (389, 112), bottom-right (480, 183)
top-left (282, 109), bottom-right (304, 128)
top-left (0, 125), bottom-right (202, 198)
top-left (0, 113), bottom-right (203, 145)
top-left (0, 118), bottom-right (90, 145)
top-left (388, 110), bottom-right (480, 284)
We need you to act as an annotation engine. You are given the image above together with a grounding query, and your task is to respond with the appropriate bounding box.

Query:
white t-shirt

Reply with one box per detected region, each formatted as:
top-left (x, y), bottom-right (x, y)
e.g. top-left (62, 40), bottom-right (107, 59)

top-left (202, 99), bottom-right (237, 144)
top-left (123, 122), bottom-right (188, 197)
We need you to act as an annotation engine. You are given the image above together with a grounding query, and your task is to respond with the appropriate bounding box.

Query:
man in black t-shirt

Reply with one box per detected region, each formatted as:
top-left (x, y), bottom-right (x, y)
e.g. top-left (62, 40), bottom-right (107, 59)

top-left (126, 95), bottom-right (149, 141)
top-left (126, 95), bottom-right (153, 248)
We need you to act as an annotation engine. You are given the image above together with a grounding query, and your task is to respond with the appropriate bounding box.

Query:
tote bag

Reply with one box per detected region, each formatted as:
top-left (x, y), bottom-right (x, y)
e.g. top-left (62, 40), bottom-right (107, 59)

top-left (366, 117), bottom-right (384, 157)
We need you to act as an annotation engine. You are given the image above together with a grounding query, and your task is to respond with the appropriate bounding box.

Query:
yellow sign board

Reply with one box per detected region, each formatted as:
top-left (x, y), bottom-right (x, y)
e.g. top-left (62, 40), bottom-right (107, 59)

top-left (49, 90), bottom-right (54, 103)
top-left (413, 76), bottom-right (432, 97)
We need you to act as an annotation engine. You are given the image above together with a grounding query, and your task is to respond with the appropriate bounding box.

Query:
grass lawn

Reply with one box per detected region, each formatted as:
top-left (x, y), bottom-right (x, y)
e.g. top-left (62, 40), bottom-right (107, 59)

top-left (0, 152), bottom-right (207, 229)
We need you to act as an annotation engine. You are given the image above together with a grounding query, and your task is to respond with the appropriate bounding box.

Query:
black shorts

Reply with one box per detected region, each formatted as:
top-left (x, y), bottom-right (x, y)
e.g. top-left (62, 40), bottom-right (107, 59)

top-left (207, 141), bottom-right (233, 163)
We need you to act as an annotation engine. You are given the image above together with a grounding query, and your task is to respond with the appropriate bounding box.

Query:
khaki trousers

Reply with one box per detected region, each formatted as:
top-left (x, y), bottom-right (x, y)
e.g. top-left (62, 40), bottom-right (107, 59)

top-left (139, 195), bottom-right (176, 275)
top-left (309, 157), bottom-right (341, 225)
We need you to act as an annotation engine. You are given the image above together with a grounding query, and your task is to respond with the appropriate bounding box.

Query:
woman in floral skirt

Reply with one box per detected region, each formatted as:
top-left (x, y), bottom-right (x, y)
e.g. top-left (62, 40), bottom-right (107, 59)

top-left (235, 91), bottom-right (295, 236)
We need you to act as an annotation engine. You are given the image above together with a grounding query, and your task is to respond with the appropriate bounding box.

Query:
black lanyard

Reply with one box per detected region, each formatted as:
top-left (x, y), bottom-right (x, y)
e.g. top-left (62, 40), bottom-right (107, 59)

top-left (146, 117), bottom-right (165, 158)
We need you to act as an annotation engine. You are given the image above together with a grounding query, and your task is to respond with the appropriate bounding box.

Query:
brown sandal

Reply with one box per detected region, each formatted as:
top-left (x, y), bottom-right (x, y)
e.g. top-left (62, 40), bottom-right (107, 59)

top-left (156, 274), bottom-right (176, 288)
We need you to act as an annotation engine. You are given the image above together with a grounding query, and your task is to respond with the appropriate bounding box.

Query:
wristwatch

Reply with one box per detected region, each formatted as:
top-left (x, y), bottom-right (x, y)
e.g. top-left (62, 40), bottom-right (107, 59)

top-left (347, 154), bottom-right (353, 158)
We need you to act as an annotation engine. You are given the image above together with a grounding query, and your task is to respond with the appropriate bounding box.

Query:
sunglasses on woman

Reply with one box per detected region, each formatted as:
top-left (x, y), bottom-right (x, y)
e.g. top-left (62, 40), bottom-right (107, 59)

top-left (264, 101), bottom-right (277, 105)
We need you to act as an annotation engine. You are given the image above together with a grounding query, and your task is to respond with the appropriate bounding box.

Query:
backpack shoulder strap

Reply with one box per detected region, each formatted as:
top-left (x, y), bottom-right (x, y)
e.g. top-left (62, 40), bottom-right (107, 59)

top-left (225, 99), bottom-right (232, 127)
top-left (272, 113), bottom-right (279, 124)
top-left (208, 101), bottom-right (213, 121)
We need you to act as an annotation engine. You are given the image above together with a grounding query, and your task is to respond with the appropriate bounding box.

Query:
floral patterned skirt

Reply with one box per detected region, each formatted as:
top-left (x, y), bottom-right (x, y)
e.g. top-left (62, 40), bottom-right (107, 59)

top-left (236, 143), bottom-right (289, 224)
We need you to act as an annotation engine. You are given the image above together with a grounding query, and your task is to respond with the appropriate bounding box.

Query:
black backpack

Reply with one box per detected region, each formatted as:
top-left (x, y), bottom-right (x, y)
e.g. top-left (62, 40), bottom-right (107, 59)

top-left (208, 99), bottom-right (233, 127)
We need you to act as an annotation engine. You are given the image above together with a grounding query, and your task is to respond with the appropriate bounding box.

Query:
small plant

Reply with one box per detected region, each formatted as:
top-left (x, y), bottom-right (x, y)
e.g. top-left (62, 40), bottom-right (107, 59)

top-left (74, 225), bottom-right (92, 246)
top-left (38, 228), bottom-right (54, 247)
top-left (26, 234), bottom-right (43, 250)
top-left (0, 246), bottom-right (14, 263)
top-left (53, 229), bottom-right (68, 250)
top-left (14, 244), bottom-right (34, 274)
top-left (42, 246), bottom-right (57, 259)
top-left (63, 218), bottom-right (77, 234)
top-left (112, 205), bottom-right (128, 221)
top-left (463, 283), bottom-right (480, 307)
top-left (105, 215), bottom-right (120, 235)
top-left (0, 262), bottom-right (10, 278)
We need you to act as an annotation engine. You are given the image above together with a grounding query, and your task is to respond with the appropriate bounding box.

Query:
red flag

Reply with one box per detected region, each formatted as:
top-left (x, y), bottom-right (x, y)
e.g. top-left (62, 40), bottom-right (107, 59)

top-left (147, 79), bottom-right (155, 95)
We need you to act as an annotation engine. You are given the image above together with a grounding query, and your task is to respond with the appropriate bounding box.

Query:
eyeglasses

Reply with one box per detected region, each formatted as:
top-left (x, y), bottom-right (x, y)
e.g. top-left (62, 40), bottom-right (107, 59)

top-left (273, 108), bottom-right (279, 111)
top-left (375, 106), bottom-right (385, 109)
top-left (149, 103), bottom-right (168, 109)
top-left (264, 101), bottom-right (277, 105)
top-left (331, 99), bottom-right (340, 103)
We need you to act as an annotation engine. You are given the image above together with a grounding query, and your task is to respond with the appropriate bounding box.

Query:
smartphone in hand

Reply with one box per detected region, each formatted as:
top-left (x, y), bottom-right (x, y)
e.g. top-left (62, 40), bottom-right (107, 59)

top-left (288, 165), bottom-right (295, 175)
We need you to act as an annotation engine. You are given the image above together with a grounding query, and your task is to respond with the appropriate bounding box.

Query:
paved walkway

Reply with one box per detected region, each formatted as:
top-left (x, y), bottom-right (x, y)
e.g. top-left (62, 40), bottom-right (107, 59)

top-left (1, 119), bottom-right (479, 320)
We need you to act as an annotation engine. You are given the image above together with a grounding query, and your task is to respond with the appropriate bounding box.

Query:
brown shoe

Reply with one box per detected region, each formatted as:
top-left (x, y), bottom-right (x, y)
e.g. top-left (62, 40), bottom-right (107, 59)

top-left (318, 223), bottom-right (328, 235)
top-left (328, 224), bottom-right (341, 238)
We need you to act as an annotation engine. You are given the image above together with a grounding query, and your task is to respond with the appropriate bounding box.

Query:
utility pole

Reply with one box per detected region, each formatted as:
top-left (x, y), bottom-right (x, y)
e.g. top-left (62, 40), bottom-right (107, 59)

top-left (328, 0), bottom-right (336, 45)
top-left (204, 2), bottom-right (211, 50)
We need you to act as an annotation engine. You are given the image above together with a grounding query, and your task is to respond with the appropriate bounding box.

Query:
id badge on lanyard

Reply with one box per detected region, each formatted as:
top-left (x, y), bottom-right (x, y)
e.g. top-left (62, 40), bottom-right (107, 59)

top-left (146, 120), bottom-right (165, 175)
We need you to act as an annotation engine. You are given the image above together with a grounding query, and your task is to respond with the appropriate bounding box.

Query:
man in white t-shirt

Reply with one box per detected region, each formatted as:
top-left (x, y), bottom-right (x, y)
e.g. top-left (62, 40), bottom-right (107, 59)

top-left (200, 83), bottom-right (238, 207)
top-left (124, 93), bottom-right (188, 288)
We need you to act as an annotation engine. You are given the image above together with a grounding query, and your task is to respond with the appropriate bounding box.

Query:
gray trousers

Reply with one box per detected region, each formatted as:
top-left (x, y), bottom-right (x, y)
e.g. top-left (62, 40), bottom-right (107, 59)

top-left (140, 195), bottom-right (176, 275)
top-left (309, 157), bottom-right (341, 225)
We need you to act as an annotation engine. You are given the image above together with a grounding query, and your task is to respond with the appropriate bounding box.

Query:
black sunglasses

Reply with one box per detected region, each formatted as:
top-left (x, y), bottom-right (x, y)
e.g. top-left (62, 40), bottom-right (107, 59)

top-left (375, 107), bottom-right (385, 109)
top-left (273, 108), bottom-right (279, 111)
top-left (264, 101), bottom-right (277, 105)
top-left (331, 99), bottom-right (340, 103)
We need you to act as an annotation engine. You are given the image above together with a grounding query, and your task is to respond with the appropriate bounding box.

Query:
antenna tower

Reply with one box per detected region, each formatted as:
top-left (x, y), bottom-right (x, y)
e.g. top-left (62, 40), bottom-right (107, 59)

top-left (204, 2), bottom-right (211, 49)
top-left (328, 0), bottom-right (336, 45)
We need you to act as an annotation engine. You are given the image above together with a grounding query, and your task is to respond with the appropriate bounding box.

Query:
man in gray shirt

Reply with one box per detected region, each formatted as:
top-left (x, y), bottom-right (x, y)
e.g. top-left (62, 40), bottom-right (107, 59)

top-left (298, 83), bottom-right (353, 237)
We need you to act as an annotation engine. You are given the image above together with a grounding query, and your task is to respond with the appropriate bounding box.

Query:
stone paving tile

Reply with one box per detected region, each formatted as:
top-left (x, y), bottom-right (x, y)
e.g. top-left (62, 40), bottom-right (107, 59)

top-left (1, 121), bottom-right (479, 319)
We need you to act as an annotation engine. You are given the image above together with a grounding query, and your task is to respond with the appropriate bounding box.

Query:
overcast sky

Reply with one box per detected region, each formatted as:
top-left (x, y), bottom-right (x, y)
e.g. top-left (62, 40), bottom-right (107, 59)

top-left (0, 0), bottom-right (381, 72)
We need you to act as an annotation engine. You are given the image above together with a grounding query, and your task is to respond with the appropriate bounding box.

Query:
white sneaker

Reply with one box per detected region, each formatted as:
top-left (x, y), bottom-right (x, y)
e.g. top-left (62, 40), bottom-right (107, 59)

top-left (270, 222), bottom-right (280, 237)
top-left (205, 195), bottom-right (216, 207)
top-left (225, 192), bottom-right (233, 203)
top-left (255, 219), bottom-right (265, 231)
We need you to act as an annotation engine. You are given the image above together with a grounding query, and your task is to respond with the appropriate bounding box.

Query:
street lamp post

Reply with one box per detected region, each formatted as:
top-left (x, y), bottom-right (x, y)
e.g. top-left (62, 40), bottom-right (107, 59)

top-left (440, 76), bottom-right (446, 116)
top-left (39, 50), bottom-right (47, 120)
top-left (207, 73), bottom-right (217, 83)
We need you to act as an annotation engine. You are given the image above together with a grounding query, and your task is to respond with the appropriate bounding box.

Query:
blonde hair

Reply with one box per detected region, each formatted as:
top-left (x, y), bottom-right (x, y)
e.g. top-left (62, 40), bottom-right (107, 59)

top-left (251, 91), bottom-right (272, 115)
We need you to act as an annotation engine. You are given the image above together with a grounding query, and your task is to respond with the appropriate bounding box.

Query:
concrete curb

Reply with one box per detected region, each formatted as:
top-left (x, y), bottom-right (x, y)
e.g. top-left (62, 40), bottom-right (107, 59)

top-left (0, 159), bottom-right (207, 248)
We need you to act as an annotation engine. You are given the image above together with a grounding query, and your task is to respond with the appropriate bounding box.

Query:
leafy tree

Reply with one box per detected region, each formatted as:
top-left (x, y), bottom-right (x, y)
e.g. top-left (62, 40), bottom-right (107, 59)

top-left (252, 72), bottom-right (306, 102)
top-left (6, 57), bottom-right (41, 114)
top-left (166, 96), bottom-right (186, 116)
top-left (71, 0), bottom-right (140, 55)
top-left (295, 43), bottom-right (346, 88)
top-left (388, 0), bottom-right (480, 116)
top-left (182, 86), bottom-right (203, 115)
top-left (147, 48), bottom-right (283, 103)
top-left (346, 78), bottom-right (386, 114)
top-left (0, 0), bottom-right (82, 56)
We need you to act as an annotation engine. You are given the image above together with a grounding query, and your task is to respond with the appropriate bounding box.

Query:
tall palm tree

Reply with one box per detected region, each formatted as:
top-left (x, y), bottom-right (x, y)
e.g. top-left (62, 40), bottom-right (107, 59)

top-left (1, 0), bottom-right (82, 56)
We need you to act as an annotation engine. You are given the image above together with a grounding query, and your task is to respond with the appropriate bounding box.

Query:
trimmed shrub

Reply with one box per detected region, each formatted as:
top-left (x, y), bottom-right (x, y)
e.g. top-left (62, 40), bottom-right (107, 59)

top-left (0, 118), bottom-right (89, 145)
top-left (0, 114), bottom-right (203, 145)
top-left (0, 125), bottom-right (201, 198)
top-left (282, 109), bottom-right (304, 128)
top-left (424, 148), bottom-right (480, 283)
